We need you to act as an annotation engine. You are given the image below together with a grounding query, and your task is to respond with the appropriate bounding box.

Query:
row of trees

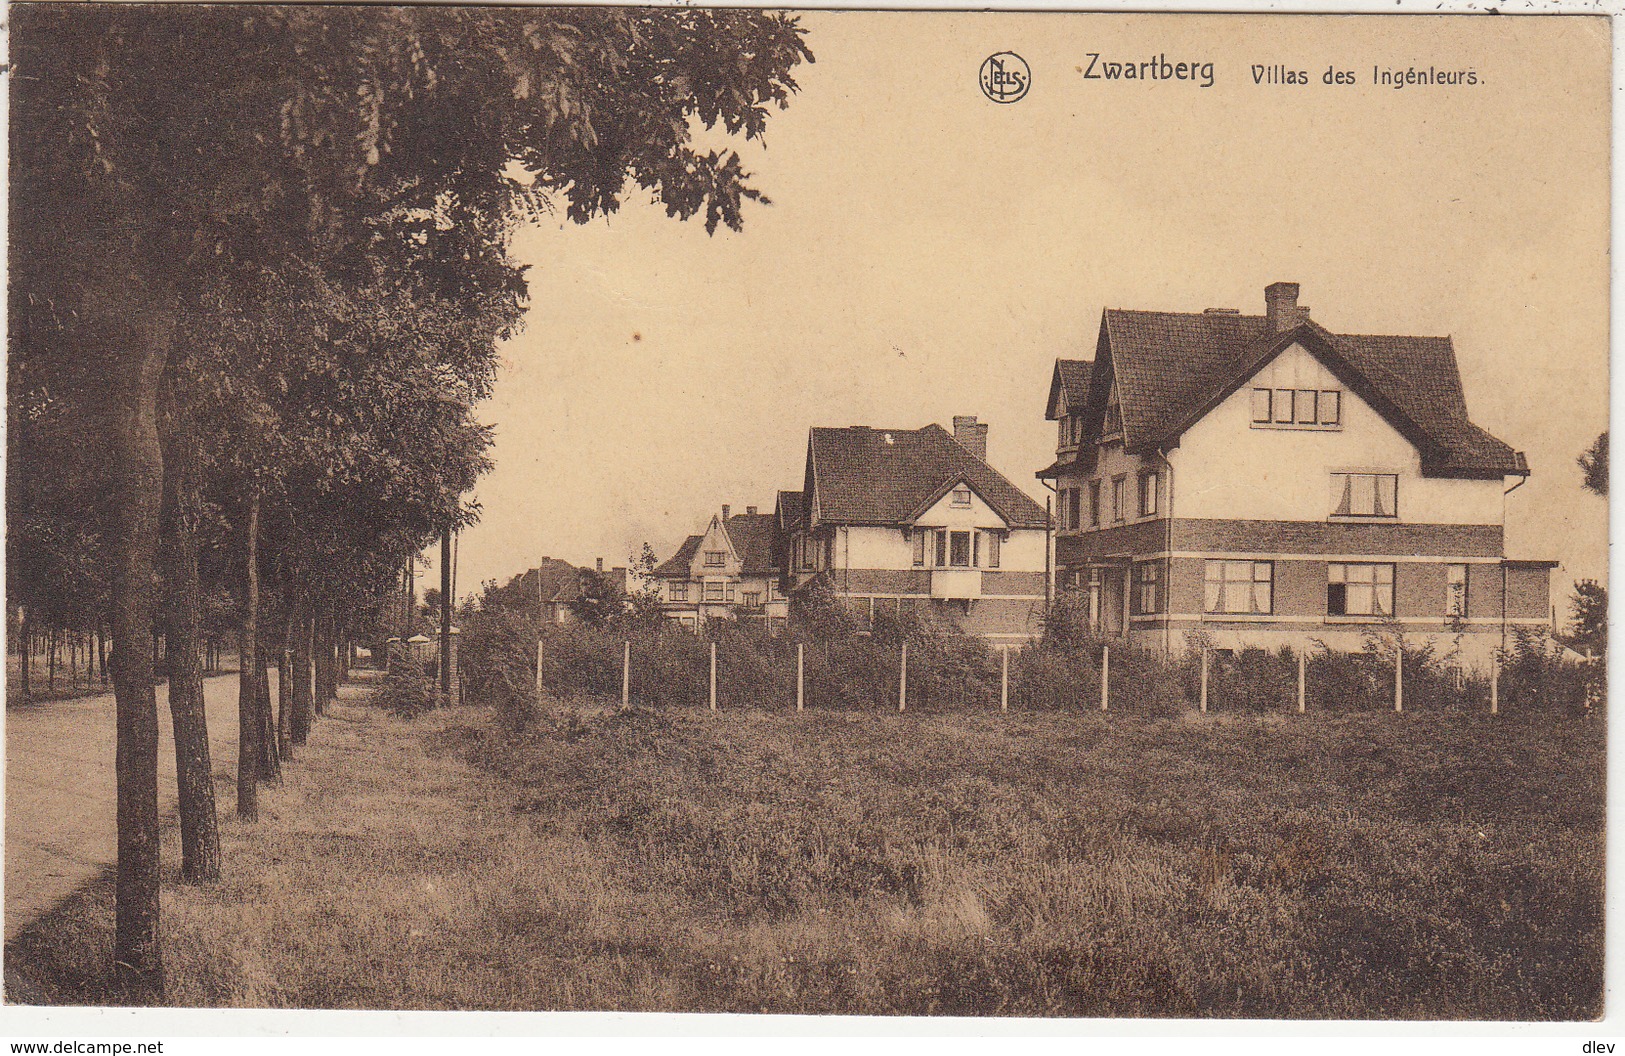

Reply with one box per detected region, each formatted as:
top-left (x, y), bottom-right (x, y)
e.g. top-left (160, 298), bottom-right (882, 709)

top-left (9, 6), bottom-right (810, 999)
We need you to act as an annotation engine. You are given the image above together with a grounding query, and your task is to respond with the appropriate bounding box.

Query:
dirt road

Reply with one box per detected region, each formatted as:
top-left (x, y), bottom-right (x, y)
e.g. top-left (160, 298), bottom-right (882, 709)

top-left (5, 671), bottom-right (273, 940)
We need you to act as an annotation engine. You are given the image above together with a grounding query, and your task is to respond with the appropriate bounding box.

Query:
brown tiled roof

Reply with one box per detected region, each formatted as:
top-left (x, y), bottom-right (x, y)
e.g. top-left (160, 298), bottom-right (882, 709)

top-left (529, 558), bottom-right (588, 603)
top-left (807, 424), bottom-right (1048, 529)
top-left (653, 535), bottom-right (702, 578)
top-left (1046, 359), bottom-right (1094, 420)
top-left (775, 490), bottom-right (805, 532)
top-left (1100, 309), bottom-right (1527, 478)
top-left (724, 513), bottom-right (779, 576)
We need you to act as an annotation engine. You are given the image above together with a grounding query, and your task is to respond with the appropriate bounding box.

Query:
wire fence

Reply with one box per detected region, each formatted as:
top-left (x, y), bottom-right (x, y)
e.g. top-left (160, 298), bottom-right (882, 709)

top-left (460, 612), bottom-right (1600, 727)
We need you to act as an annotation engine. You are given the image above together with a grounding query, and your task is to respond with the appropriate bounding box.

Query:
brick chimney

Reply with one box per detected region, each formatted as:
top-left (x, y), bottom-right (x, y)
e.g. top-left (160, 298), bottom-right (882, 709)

top-left (746, 505), bottom-right (758, 516)
top-left (596, 557), bottom-right (604, 573)
top-left (721, 504), bottom-right (731, 520)
top-left (1265, 282), bottom-right (1308, 332)
top-left (953, 415), bottom-right (989, 461)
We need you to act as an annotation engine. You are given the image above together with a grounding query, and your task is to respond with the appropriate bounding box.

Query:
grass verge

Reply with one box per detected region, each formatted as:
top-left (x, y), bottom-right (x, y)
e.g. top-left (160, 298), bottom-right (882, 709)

top-left (7, 695), bottom-right (1603, 1018)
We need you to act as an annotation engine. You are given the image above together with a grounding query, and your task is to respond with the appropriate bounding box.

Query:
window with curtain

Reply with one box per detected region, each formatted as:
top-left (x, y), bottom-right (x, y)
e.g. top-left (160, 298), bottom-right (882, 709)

top-left (1204, 560), bottom-right (1273, 614)
top-left (1331, 473), bottom-right (1398, 518)
top-left (1328, 562), bottom-right (1394, 616)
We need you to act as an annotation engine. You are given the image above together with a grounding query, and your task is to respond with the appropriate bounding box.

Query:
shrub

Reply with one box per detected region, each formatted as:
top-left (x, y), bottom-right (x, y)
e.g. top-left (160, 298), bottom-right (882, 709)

top-left (1500, 626), bottom-right (1595, 715)
top-left (459, 604), bottom-right (542, 729)
top-left (376, 659), bottom-right (438, 719)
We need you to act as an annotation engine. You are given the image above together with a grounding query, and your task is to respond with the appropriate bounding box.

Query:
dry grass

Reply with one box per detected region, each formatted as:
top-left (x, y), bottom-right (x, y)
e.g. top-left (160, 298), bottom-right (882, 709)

top-left (7, 691), bottom-right (1603, 1018)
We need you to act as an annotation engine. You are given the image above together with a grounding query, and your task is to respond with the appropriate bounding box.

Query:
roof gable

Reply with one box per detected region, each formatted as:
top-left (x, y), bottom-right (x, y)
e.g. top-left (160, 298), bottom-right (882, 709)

top-left (908, 477), bottom-right (1011, 527)
top-left (1095, 306), bottom-right (1526, 478)
top-left (775, 490), bottom-right (805, 532)
top-left (723, 512), bottom-right (779, 575)
top-left (653, 535), bottom-right (703, 578)
top-left (1045, 359), bottom-right (1094, 421)
top-left (806, 423), bottom-right (1048, 529)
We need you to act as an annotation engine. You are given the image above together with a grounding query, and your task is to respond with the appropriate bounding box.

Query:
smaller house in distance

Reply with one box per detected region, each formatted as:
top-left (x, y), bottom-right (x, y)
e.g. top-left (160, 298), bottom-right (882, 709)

top-left (653, 505), bottom-right (788, 631)
top-left (784, 416), bottom-right (1050, 643)
top-left (516, 557), bottom-right (628, 627)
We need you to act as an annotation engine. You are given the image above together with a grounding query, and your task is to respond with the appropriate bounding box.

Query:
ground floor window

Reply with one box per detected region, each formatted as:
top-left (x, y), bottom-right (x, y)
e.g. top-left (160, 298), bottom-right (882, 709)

top-left (1328, 562), bottom-right (1394, 616)
top-left (1205, 560), bottom-right (1273, 614)
top-left (1132, 560), bottom-right (1164, 614)
top-left (1446, 563), bottom-right (1468, 617)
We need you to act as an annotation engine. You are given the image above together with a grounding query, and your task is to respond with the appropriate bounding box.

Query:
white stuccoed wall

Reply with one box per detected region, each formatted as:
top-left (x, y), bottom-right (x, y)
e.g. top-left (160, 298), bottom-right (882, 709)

top-left (1169, 343), bottom-right (1504, 526)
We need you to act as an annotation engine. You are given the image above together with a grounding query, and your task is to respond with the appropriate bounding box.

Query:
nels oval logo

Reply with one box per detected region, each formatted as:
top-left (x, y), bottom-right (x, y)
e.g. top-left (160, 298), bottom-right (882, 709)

top-left (980, 52), bottom-right (1030, 104)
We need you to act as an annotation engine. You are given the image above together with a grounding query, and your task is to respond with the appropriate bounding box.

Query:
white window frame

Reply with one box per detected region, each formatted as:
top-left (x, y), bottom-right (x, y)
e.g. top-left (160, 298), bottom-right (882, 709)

top-left (703, 581), bottom-right (725, 603)
top-left (1138, 470), bottom-right (1159, 518)
top-left (951, 487), bottom-right (972, 508)
top-left (703, 550), bottom-right (726, 567)
top-left (1331, 472), bottom-right (1399, 519)
top-left (1204, 560), bottom-right (1273, 615)
top-left (669, 582), bottom-right (689, 603)
top-left (1446, 563), bottom-right (1468, 618)
top-left (1133, 560), bottom-right (1163, 615)
top-left (1328, 562), bottom-right (1395, 617)
top-left (1251, 387), bottom-right (1343, 429)
top-left (1111, 475), bottom-right (1126, 523)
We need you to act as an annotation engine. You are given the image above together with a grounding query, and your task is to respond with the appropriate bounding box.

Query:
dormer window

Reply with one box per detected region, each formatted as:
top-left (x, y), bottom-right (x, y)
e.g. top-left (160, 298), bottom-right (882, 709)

top-left (1252, 388), bottom-right (1342, 428)
top-left (951, 487), bottom-right (972, 508)
top-left (1057, 415), bottom-right (1084, 450)
top-left (1102, 402), bottom-right (1122, 440)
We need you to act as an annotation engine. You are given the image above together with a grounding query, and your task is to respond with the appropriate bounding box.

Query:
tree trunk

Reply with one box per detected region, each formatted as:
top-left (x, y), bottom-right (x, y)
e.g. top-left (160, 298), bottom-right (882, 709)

top-left (109, 293), bottom-right (172, 1000)
top-left (237, 490), bottom-right (261, 822)
top-left (314, 613), bottom-right (333, 717)
top-left (291, 600), bottom-right (313, 746)
top-left (278, 609), bottom-right (293, 762)
top-left (19, 614), bottom-right (31, 702)
top-left (48, 627), bottom-right (56, 692)
top-left (257, 641), bottom-right (280, 783)
top-left (161, 412), bottom-right (221, 883)
top-left (440, 524), bottom-right (453, 706)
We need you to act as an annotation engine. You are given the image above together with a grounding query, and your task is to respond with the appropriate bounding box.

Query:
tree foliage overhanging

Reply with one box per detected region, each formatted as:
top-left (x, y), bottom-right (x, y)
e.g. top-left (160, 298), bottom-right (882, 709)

top-left (7, 4), bottom-right (811, 996)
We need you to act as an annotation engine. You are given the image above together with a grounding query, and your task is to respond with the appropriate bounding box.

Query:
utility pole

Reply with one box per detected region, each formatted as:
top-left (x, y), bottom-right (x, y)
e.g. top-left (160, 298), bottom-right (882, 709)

top-left (440, 523), bottom-right (453, 705)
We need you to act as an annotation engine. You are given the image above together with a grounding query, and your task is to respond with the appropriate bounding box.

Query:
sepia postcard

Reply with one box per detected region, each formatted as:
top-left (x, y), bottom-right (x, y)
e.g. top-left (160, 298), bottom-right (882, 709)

top-left (1, 1), bottom-right (1613, 1046)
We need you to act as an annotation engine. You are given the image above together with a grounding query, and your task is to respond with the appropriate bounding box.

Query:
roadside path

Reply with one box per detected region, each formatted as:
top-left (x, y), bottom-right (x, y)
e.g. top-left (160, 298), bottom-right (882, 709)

top-left (4, 671), bottom-right (274, 940)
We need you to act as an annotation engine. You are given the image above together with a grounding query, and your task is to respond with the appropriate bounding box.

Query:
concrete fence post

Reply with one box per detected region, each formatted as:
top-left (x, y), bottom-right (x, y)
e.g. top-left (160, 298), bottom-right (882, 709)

top-left (621, 640), bottom-right (630, 708)
top-left (797, 643), bottom-right (804, 713)
top-left (899, 642), bottom-right (908, 712)
top-left (1297, 650), bottom-right (1307, 714)
top-left (535, 639), bottom-right (545, 707)
top-left (1394, 640), bottom-right (1404, 714)
top-left (1491, 659), bottom-right (1499, 716)
top-left (1100, 644), bottom-right (1110, 712)
top-left (1199, 647), bottom-right (1209, 714)
top-left (1001, 645), bottom-right (1009, 713)
top-left (709, 640), bottom-right (717, 712)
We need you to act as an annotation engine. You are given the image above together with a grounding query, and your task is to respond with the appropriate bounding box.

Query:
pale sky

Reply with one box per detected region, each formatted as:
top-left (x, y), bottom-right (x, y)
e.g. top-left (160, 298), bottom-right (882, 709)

top-left (427, 13), bottom-right (1610, 614)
